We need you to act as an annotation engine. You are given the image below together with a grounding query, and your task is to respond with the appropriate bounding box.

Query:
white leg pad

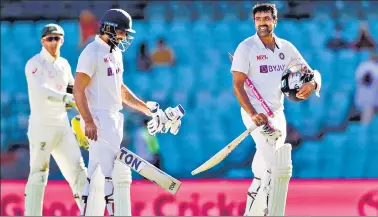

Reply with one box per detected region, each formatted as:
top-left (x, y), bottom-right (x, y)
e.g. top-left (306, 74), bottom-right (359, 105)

top-left (112, 160), bottom-right (132, 216)
top-left (24, 171), bottom-right (48, 216)
top-left (266, 143), bottom-right (293, 216)
top-left (244, 178), bottom-right (266, 216)
top-left (72, 166), bottom-right (88, 210)
top-left (82, 166), bottom-right (106, 216)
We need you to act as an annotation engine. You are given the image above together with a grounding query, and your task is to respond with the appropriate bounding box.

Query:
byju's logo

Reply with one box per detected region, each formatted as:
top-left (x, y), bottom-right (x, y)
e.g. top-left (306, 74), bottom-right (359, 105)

top-left (260, 64), bottom-right (285, 73)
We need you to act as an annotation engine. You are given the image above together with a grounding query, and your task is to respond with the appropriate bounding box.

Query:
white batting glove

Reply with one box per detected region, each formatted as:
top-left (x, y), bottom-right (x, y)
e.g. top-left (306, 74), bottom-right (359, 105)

top-left (161, 105), bottom-right (185, 135)
top-left (260, 120), bottom-right (282, 143)
top-left (63, 94), bottom-right (76, 107)
top-left (146, 101), bottom-right (168, 136)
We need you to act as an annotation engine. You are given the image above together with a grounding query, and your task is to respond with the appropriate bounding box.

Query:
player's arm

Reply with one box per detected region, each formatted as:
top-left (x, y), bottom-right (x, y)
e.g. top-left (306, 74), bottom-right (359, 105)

top-left (231, 44), bottom-right (267, 127)
top-left (25, 59), bottom-right (73, 105)
top-left (73, 72), bottom-right (97, 140)
top-left (121, 83), bottom-right (152, 117)
top-left (120, 84), bottom-right (185, 135)
top-left (74, 48), bottom-right (97, 140)
top-left (233, 72), bottom-right (257, 116)
top-left (73, 73), bottom-right (92, 123)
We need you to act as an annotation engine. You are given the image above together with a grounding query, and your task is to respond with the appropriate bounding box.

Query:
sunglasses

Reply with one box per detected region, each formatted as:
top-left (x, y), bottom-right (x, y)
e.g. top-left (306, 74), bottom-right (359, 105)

top-left (45, 36), bottom-right (62, 42)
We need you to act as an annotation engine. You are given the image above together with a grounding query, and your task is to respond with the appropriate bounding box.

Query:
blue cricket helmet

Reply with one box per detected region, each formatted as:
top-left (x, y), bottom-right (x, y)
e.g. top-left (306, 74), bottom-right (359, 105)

top-left (99, 9), bottom-right (136, 52)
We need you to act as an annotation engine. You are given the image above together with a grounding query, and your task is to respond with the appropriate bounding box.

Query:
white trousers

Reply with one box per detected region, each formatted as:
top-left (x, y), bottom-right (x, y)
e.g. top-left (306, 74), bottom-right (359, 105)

top-left (81, 111), bottom-right (124, 179)
top-left (241, 108), bottom-right (287, 178)
top-left (25, 121), bottom-right (87, 215)
top-left (80, 111), bottom-right (133, 216)
top-left (27, 121), bottom-right (85, 185)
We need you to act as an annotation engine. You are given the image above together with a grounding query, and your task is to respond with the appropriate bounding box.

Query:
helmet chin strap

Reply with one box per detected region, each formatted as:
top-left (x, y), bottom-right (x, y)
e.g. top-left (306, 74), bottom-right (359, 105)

top-left (102, 25), bottom-right (132, 53)
top-left (109, 41), bottom-right (117, 53)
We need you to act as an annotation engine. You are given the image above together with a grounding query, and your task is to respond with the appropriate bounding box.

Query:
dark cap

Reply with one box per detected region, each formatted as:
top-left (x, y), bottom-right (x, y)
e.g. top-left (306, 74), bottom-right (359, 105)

top-left (41, 24), bottom-right (64, 38)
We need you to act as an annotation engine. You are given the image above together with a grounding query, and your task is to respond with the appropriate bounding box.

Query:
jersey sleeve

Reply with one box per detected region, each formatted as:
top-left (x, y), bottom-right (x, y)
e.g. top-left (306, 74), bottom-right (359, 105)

top-left (76, 47), bottom-right (95, 77)
top-left (230, 42), bottom-right (250, 74)
top-left (25, 58), bottom-right (66, 101)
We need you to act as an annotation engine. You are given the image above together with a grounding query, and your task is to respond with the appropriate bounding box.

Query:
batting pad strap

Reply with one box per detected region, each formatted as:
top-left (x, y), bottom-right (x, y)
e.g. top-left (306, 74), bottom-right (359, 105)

top-left (270, 166), bottom-right (293, 178)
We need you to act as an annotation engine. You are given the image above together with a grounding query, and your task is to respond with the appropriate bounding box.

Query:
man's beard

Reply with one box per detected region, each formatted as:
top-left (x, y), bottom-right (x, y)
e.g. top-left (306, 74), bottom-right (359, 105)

top-left (257, 25), bottom-right (272, 37)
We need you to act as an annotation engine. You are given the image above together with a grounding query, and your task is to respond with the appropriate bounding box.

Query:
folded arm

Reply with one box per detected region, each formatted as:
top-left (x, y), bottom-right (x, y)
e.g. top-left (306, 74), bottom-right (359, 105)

top-left (25, 60), bottom-right (68, 101)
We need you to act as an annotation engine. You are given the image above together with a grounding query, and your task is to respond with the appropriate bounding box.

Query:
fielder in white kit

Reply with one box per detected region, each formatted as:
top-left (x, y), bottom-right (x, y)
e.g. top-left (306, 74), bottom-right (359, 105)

top-left (231, 4), bottom-right (322, 216)
top-left (74, 9), bottom-right (182, 216)
top-left (24, 24), bottom-right (104, 215)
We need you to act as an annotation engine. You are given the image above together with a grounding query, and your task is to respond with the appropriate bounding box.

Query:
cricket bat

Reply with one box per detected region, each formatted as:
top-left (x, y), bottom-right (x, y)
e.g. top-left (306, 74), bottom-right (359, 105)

top-left (191, 52), bottom-right (278, 176)
top-left (49, 96), bottom-right (182, 194)
top-left (117, 147), bottom-right (181, 194)
top-left (191, 126), bottom-right (255, 175)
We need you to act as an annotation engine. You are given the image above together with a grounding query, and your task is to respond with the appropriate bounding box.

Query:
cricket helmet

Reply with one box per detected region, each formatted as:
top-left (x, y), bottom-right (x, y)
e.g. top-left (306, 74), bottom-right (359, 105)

top-left (281, 59), bottom-right (314, 102)
top-left (99, 9), bottom-right (136, 52)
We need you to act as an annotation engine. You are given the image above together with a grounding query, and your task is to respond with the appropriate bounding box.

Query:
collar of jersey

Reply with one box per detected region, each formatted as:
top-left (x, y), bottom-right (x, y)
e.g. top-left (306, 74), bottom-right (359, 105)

top-left (253, 33), bottom-right (282, 50)
top-left (40, 47), bottom-right (58, 63)
top-left (95, 35), bottom-right (113, 50)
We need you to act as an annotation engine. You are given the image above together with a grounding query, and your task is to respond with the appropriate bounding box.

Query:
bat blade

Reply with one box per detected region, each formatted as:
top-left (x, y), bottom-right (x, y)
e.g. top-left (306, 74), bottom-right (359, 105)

top-left (191, 127), bottom-right (254, 175)
top-left (117, 147), bottom-right (181, 194)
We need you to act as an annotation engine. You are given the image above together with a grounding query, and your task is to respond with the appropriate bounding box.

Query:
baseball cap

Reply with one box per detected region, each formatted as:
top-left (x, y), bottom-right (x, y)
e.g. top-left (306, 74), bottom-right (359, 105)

top-left (41, 24), bottom-right (64, 38)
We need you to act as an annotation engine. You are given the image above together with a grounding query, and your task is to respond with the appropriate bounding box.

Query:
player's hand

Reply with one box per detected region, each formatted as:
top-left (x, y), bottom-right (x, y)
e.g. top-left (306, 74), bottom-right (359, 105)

top-left (260, 121), bottom-right (282, 142)
top-left (71, 116), bottom-right (90, 150)
top-left (161, 105), bottom-right (185, 135)
top-left (146, 102), bottom-right (168, 136)
top-left (251, 113), bottom-right (268, 127)
top-left (84, 120), bottom-right (98, 141)
top-left (63, 94), bottom-right (76, 108)
top-left (296, 82), bottom-right (316, 100)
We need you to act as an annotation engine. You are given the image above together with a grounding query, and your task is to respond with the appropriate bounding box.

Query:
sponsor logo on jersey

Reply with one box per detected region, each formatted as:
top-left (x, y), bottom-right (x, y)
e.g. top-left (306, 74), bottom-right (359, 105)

top-left (257, 55), bottom-right (268, 61)
top-left (104, 57), bottom-right (111, 63)
top-left (107, 67), bottom-right (113, 76)
top-left (108, 67), bottom-right (120, 76)
top-left (260, 64), bottom-right (285, 73)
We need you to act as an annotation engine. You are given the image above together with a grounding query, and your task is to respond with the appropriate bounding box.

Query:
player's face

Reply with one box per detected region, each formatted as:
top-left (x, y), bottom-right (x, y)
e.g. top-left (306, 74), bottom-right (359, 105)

top-left (115, 29), bottom-right (127, 44)
top-left (41, 34), bottom-right (63, 56)
top-left (254, 11), bottom-right (277, 37)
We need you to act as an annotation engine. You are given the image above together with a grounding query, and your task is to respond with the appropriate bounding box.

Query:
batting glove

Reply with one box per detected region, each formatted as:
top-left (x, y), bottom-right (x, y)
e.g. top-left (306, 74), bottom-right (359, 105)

top-left (260, 120), bottom-right (282, 143)
top-left (146, 101), bottom-right (168, 136)
top-left (71, 115), bottom-right (89, 150)
top-left (63, 94), bottom-right (76, 108)
top-left (161, 104), bottom-right (185, 135)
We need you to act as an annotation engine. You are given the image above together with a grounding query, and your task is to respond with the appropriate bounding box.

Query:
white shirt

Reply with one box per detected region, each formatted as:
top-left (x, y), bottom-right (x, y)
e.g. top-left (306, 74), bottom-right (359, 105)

top-left (355, 59), bottom-right (378, 108)
top-left (231, 33), bottom-right (321, 114)
top-left (25, 47), bottom-right (73, 126)
top-left (76, 35), bottom-right (124, 113)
